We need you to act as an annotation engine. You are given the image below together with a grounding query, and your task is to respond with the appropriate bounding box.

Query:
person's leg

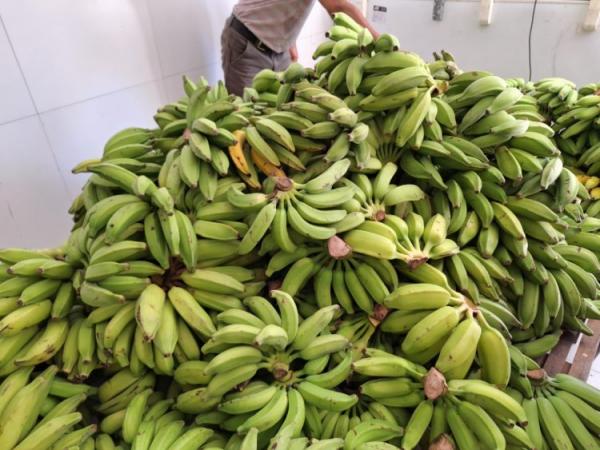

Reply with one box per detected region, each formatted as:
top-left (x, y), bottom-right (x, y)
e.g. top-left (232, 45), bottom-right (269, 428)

top-left (221, 19), bottom-right (272, 96)
top-left (220, 17), bottom-right (234, 82)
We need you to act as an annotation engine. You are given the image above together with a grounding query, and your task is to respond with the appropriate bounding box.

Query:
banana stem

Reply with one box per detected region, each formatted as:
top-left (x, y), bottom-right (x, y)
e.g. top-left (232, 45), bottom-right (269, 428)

top-left (396, 242), bottom-right (415, 254)
top-left (475, 309), bottom-right (493, 330)
top-left (276, 177), bottom-right (295, 192)
top-left (403, 252), bottom-right (429, 269)
top-left (445, 394), bottom-right (460, 405)
top-left (423, 367), bottom-right (448, 400)
top-left (456, 303), bottom-right (470, 318)
top-left (449, 293), bottom-right (466, 306)
top-left (328, 235), bottom-right (352, 260)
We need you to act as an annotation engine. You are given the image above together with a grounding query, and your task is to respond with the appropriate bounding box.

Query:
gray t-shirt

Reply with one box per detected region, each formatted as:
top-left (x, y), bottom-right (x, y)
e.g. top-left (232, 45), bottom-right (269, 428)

top-left (233, 0), bottom-right (317, 53)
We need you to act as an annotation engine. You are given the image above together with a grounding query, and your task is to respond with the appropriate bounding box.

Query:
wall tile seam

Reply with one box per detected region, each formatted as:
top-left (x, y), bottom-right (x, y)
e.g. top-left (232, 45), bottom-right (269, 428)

top-left (140, 0), bottom-right (169, 103)
top-left (0, 14), bottom-right (70, 196)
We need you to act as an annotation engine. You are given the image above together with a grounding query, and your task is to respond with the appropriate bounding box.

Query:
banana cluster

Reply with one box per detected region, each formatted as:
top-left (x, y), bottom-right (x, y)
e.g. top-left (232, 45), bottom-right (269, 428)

top-left (94, 369), bottom-right (219, 450)
top-left (153, 77), bottom-right (245, 199)
top-left (554, 87), bottom-right (600, 221)
top-left (381, 285), bottom-right (510, 386)
top-left (0, 249), bottom-right (79, 378)
top-left (503, 369), bottom-right (600, 450)
top-left (0, 366), bottom-right (96, 449)
top-left (267, 237), bottom-right (400, 315)
top-left (427, 50), bottom-right (460, 83)
top-left (225, 158), bottom-right (355, 255)
top-left (531, 77), bottom-right (578, 119)
top-left (353, 350), bottom-right (530, 450)
top-left (506, 344), bottom-right (544, 399)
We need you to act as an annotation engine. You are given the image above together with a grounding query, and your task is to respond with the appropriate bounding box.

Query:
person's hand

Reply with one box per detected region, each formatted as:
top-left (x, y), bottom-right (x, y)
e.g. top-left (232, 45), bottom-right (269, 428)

top-left (289, 44), bottom-right (299, 62)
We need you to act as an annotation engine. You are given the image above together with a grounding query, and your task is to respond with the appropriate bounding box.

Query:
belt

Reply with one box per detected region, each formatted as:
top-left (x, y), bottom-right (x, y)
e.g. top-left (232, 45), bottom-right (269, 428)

top-left (230, 15), bottom-right (277, 54)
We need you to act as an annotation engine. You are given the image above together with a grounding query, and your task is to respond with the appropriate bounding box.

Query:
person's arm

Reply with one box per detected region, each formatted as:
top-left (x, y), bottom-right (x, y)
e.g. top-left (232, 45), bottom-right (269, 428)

top-left (319, 0), bottom-right (379, 38)
top-left (289, 43), bottom-right (299, 62)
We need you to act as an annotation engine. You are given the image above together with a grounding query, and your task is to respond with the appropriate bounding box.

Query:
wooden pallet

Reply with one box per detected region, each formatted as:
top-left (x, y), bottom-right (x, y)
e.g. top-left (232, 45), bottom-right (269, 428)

top-left (541, 319), bottom-right (600, 380)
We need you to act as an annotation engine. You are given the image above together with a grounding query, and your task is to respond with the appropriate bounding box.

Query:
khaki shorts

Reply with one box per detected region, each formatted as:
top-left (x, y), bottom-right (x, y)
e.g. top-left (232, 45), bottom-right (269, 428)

top-left (221, 16), bottom-right (291, 96)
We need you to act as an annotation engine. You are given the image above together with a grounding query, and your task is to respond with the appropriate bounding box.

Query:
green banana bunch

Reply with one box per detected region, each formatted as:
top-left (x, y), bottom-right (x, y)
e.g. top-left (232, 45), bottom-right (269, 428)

top-left (503, 370), bottom-right (600, 450)
top-left (270, 238), bottom-right (399, 314)
top-left (174, 291), bottom-right (357, 442)
top-left (222, 161), bottom-right (362, 256)
top-left (341, 163), bottom-right (425, 221)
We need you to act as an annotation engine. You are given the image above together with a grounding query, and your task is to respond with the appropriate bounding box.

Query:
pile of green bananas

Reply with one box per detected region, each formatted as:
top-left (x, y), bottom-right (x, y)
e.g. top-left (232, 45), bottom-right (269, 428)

top-left (6, 10), bottom-right (600, 450)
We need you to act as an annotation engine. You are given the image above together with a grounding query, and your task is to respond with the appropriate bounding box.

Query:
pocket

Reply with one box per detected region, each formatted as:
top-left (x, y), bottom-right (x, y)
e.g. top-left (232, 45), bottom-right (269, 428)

top-left (228, 29), bottom-right (250, 65)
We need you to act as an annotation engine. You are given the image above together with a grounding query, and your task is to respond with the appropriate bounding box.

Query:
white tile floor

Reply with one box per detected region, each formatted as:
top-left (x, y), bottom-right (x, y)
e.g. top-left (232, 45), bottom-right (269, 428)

top-left (564, 333), bottom-right (600, 387)
top-left (589, 355), bottom-right (600, 387)
top-left (588, 368), bottom-right (600, 387)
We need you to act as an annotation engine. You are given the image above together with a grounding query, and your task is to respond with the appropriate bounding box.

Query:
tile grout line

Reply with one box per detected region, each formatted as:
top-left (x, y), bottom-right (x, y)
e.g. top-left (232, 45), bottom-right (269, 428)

top-left (36, 118), bottom-right (75, 198)
top-left (0, 14), bottom-right (71, 195)
top-left (0, 2), bottom-right (236, 126)
top-left (24, 78), bottom-right (162, 117)
top-left (0, 5), bottom-right (328, 128)
top-left (0, 112), bottom-right (39, 128)
top-left (139, 2), bottom-right (169, 103)
top-left (0, 2), bottom-right (264, 129)
top-left (0, 60), bottom-right (220, 129)
top-left (160, 62), bottom-right (223, 82)
top-left (0, 15), bottom-right (40, 114)
top-left (0, 15), bottom-right (75, 196)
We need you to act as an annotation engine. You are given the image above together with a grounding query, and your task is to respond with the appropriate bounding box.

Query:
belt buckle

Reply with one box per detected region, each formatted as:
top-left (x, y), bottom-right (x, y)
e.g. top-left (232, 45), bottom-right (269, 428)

top-left (256, 40), bottom-right (268, 53)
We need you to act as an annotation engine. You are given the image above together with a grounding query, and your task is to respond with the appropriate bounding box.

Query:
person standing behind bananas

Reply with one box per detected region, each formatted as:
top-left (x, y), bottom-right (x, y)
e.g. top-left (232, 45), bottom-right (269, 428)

top-left (221, 0), bottom-right (378, 96)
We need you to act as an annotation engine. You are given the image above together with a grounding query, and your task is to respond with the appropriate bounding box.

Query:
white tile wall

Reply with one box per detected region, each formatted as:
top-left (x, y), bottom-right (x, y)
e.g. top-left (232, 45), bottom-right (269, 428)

top-left (0, 0), bottom-right (161, 112)
top-left (0, 117), bottom-right (72, 248)
top-left (0, 1), bottom-right (332, 247)
top-left (162, 64), bottom-right (224, 103)
top-left (0, 18), bottom-right (36, 124)
top-left (297, 34), bottom-right (324, 67)
top-left (298, 3), bottom-right (332, 39)
top-left (366, 0), bottom-right (600, 85)
top-left (40, 81), bottom-right (165, 198)
top-left (146, 0), bottom-right (238, 77)
top-left (296, 4), bottom-right (331, 64)
top-left (366, 0), bottom-right (530, 78)
top-left (531, 3), bottom-right (600, 86)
